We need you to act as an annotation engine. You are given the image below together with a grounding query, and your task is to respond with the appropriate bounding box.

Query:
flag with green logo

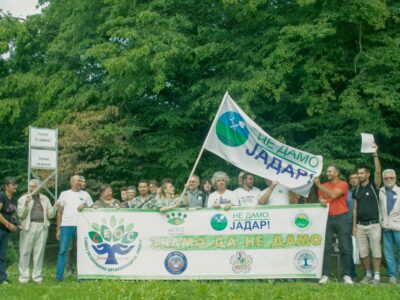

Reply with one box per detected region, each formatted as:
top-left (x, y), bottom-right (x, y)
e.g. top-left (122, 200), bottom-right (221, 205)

top-left (203, 92), bottom-right (323, 197)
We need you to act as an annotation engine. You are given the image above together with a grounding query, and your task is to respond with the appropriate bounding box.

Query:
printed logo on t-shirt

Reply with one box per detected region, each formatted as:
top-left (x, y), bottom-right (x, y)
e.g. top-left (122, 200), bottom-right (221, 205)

top-left (6, 203), bottom-right (16, 213)
top-left (219, 197), bottom-right (231, 205)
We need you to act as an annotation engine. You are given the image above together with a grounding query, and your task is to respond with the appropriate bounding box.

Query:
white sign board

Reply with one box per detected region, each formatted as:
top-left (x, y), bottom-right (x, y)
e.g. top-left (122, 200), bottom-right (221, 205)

top-left (30, 148), bottom-right (57, 169)
top-left (78, 205), bottom-right (328, 280)
top-left (360, 133), bottom-right (375, 153)
top-left (29, 127), bottom-right (57, 149)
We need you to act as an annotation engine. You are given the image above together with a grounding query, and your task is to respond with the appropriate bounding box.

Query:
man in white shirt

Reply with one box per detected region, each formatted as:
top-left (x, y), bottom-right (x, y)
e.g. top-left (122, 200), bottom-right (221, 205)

top-left (235, 173), bottom-right (261, 207)
top-left (258, 179), bottom-right (290, 205)
top-left (55, 175), bottom-right (93, 281)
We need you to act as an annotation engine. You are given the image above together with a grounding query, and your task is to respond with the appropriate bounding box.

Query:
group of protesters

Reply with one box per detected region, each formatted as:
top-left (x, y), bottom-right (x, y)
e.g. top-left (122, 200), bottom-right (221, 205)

top-left (0, 143), bottom-right (399, 285)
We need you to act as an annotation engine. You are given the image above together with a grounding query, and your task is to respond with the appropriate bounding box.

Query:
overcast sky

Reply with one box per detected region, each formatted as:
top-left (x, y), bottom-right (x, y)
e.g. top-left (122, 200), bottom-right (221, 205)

top-left (0, 0), bottom-right (41, 18)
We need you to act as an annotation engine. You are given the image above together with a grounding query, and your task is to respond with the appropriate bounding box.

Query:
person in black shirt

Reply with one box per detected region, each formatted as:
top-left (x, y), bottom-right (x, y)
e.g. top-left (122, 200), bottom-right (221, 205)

top-left (353, 144), bottom-right (382, 284)
top-left (0, 177), bottom-right (18, 285)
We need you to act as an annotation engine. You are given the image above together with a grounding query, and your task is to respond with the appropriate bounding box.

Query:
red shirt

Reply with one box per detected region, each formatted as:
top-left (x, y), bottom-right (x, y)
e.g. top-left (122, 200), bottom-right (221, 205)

top-left (318, 180), bottom-right (349, 216)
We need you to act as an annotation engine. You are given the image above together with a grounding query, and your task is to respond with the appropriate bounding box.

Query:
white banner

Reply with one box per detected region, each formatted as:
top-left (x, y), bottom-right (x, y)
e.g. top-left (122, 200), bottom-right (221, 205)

top-left (77, 205), bottom-right (328, 280)
top-left (203, 93), bottom-right (323, 197)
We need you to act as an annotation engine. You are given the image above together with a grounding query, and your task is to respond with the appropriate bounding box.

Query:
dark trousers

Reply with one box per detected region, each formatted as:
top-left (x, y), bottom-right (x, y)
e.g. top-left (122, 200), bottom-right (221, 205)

top-left (323, 213), bottom-right (351, 277)
top-left (348, 229), bottom-right (357, 279)
top-left (0, 229), bottom-right (9, 282)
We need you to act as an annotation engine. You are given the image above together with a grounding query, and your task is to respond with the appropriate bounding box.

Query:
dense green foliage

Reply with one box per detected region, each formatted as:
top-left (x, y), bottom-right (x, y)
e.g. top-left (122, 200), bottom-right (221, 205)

top-left (0, 0), bottom-right (399, 196)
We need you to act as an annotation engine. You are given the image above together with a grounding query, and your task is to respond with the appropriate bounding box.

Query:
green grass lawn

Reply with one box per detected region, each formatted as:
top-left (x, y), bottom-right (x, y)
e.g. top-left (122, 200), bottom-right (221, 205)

top-left (1, 244), bottom-right (399, 300)
top-left (1, 265), bottom-right (399, 300)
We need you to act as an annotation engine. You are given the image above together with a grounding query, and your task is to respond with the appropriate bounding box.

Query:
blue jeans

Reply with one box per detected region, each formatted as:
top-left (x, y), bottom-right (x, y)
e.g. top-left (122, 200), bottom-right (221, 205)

top-left (383, 229), bottom-right (400, 278)
top-left (56, 226), bottom-right (77, 280)
top-left (0, 229), bottom-right (9, 282)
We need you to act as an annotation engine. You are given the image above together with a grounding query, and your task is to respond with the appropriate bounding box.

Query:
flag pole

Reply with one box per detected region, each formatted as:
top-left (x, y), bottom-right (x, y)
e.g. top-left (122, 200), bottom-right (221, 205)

top-left (182, 92), bottom-right (230, 206)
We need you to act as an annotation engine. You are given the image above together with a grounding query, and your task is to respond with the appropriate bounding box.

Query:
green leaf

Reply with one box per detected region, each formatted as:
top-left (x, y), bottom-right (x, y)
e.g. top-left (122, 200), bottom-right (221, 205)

top-left (125, 223), bottom-right (134, 232)
top-left (113, 225), bottom-right (125, 242)
top-left (101, 225), bottom-right (112, 242)
top-left (121, 232), bottom-right (138, 244)
top-left (88, 231), bottom-right (103, 243)
top-left (92, 223), bottom-right (99, 232)
top-left (110, 215), bottom-right (116, 229)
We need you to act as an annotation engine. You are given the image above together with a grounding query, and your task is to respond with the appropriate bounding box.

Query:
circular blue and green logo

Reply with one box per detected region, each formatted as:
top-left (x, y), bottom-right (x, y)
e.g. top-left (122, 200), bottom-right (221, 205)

top-left (210, 214), bottom-right (228, 231)
top-left (216, 112), bottom-right (249, 147)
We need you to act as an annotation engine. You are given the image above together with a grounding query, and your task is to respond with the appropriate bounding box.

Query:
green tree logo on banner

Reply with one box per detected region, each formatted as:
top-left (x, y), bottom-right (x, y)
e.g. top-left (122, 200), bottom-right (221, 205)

top-left (88, 216), bottom-right (138, 265)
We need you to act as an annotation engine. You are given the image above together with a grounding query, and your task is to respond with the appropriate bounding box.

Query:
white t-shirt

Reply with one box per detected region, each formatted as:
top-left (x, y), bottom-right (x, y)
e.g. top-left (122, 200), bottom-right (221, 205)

top-left (259, 184), bottom-right (289, 205)
top-left (207, 190), bottom-right (239, 208)
top-left (234, 187), bottom-right (261, 207)
top-left (59, 189), bottom-right (93, 226)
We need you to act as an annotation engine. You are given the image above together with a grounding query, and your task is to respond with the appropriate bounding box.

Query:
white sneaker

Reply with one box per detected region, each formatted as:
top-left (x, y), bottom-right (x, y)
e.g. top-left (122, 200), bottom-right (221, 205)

top-left (343, 275), bottom-right (354, 284)
top-left (319, 275), bottom-right (329, 284)
top-left (360, 274), bottom-right (373, 284)
top-left (18, 280), bottom-right (28, 284)
top-left (389, 277), bottom-right (397, 284)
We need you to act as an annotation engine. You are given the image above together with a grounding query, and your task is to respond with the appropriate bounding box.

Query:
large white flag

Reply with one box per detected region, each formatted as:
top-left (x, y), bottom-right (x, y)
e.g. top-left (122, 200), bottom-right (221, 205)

top-left (204, 92), bottom-right (323, 197)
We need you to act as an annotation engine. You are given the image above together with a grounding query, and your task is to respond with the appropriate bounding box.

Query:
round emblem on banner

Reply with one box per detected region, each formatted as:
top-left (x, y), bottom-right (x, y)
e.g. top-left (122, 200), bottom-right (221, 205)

top-left (293, 213), bottom-right (311, 230)
top-left (164, 251), bottom-right (188, 275)
top-left (294, 250), bottom-right (318, 272)
top-left (216, 111), bottom-right (249, 147)
top-left (210, 214), bottom-right (228, 231)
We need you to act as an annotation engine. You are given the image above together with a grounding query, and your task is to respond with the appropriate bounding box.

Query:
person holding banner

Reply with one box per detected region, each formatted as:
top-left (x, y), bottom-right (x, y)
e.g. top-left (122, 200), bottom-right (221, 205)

top-left (55, 175), bottom-right (93, 281)
top-left (0, 177), bottom-right (18, 285)
top-left (207, 171), bottom-right (239, 210)
top-left (155, 182), bottom-right (181, 212)
top-left (258, 179), bottom-right (289, 205)
top-left (314, 166), bottom-right (353, 284)
top-left (129, 180), bottom-right (156, 209)
top-left (92, 184), bottom-right (121, 208)
top-left (17, 179), bottom-right (57, 283)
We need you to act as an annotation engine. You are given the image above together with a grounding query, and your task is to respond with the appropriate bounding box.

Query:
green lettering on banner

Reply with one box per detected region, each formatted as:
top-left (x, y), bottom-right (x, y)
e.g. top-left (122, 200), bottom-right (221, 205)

top-left (149, 234), bottom-right (322, 251)
top-left (257, 134), bottom-right (276, 151)
top-left (272, 235), bottom-right (284, 248)
top-left (296, 235), bottom-right (310, 246)
top-left (277, 146), bottom-right (288, 156)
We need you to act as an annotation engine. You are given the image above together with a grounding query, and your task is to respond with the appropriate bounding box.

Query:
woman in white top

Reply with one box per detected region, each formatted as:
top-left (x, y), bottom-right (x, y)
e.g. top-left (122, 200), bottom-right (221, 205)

top-left (207, 171), bottom-right (238, 210)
